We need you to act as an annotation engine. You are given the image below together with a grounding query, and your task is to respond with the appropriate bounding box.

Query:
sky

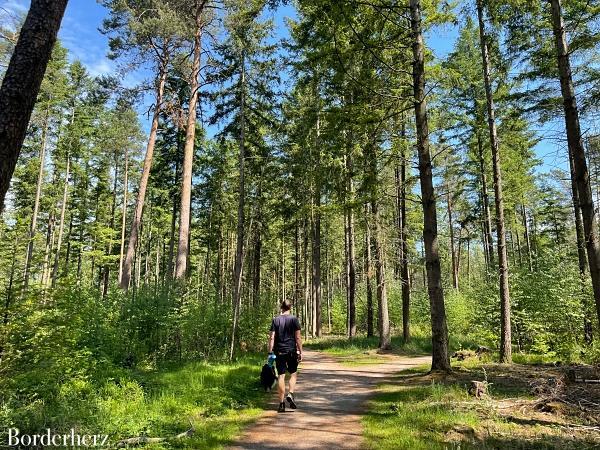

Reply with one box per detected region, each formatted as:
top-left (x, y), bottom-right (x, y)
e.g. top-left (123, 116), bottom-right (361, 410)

top-left (1, 0), bottom-right (569, 176)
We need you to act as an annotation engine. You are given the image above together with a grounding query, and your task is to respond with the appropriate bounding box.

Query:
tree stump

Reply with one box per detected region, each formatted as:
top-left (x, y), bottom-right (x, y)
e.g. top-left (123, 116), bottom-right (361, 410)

top-left (468, 381), bottom-right (487, 398)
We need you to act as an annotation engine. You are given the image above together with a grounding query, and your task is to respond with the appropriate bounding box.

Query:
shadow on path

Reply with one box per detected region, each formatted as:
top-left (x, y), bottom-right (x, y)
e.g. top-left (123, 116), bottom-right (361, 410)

top-left (227, 350), bottom-right (430, 450)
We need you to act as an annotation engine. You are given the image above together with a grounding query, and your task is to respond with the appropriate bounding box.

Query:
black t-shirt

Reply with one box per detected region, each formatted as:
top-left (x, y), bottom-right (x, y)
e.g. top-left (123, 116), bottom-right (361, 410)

top-left (269, 314), bottom-right (301, 353)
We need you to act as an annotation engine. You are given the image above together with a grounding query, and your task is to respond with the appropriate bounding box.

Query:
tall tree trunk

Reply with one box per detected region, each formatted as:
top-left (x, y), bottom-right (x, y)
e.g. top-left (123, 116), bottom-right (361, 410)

top-left (312, 207), bottom-right (322, 337)
top-left (230, 52), bottom-right (247, 360)
top-left (550, 7), bottom-right (600, 339)
top-left (365, 132), bottom-right (390, 349)
top-left (365, 204), bottom-right (374, 338)
top-left (399, 132), bottom-right (411, 342)
top-left (521, 202), bottom-right (533, 272)
top-left (120, 51), bottom-right (169, 290)
top-left (176, 18), bottom-right (202, 280)
top-left (303, 219), bottom-right (309, 338)
top-left (372, 198), bottom-right (390, 350)
top-left (467, 237), bottom-right (471, 283)
top-left (325, 236), bottom-right (332, 333)
top-left (514, 218), bottom-right (523, 267)
top-left (0, 0), bottom-right (68, 212)
top-left (477, 0), bottom-right (512, 363)
top-left (64, 214), bottom-right (73, 276)
top-left (477, 130), bottom-right (495, 267)
top-left (410, 0), bottom-right (450, 370)
top-left (312, 116), bottom-right (322, 338)
top-left (250, 229), bottom-right (261, 306)
top-left (252, 181), bottom-right (263, 306)
top-left (550, 0), bottom-right (600, 334)
top-left (52, 152), bottom-right (70, 287)
top-left (294, 220), bottom-right (300, 307)
top-left (118, 147), bottom-right (129, 285)
top-left (568, 151), bottom-right (593, 342)
top-left (76, 217), bottom-right (84, 282)
top-left (447, 184), bottom-right (459, 289)
top-left (345, 153), bottom-right (357, 337)
top-left (41, 209), bottom-right (55, 289)
top-left (23, 108), bottom-right (50, 289)
top-left (167, 127), bottom-right (181, 282)
top-left (102, 156), bottom-right (120, 298)
top-left (280, 237), bottom-right (286, 302)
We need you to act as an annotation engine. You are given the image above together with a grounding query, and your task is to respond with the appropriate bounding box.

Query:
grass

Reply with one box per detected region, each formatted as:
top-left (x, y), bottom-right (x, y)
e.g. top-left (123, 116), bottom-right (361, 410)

top-left (363, 360), bottom-right (600, 449)
top-left (0, 356), bottom-right (268, 450)
top-left (98, 357), bottom-right (267, 449)
top-left (364, 381), bottom-right (480, 449)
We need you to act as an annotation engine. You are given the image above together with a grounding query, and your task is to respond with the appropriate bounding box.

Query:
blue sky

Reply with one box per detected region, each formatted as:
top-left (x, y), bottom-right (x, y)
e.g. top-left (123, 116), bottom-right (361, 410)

top-left (1, 0), bottom-right (568, 176)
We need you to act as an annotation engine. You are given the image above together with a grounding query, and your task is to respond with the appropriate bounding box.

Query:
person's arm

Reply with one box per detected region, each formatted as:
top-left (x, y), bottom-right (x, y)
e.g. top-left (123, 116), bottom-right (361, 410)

top-left (295, 329), bottom-right (303, 362)
top-left (268, 331), bottom-right (275, 354)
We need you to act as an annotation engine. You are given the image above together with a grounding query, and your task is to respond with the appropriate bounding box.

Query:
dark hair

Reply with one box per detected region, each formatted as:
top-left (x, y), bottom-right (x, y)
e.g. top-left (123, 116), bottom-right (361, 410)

top-left (280, 299), bottom-right (292, 312)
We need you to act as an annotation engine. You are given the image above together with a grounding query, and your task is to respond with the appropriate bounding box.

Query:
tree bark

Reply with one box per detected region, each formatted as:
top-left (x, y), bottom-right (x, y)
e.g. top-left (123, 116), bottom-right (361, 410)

top-left (447, 183), bottom-right (459, 289)
top-left (521, 202), bottom-right (533, 272)
top-left (410, 0), bottom-right (450, 370)
top-left (345, 152), bottom-right (357, 337)
top-left (120, 52), bottom-right (168, 290)
top-left (230, 51), bottom-right (247, 360)
top-left (312, 206), bottom-right (322, 337)
top-left (399, 129), bottom-right (411, 342)
top-left (294, 220), bottom-right (300, 307)
top-left (167, 132), bottom-right (181, 282)
top-left (23, 107), bottom-right (49, 289)
top-left (41, 208), bottom-right (55, 290)
top-left (52, 152), bottom-right (70, 287)
top-left (312, 115), bottom-right (322, 338)
top-left (175, 17), bottom-right (202, 280)
top-left (372, 197), bottom-right (390, 350)
top-left (0, 0), bottom-right (68, 212)
top-left (568, 151), bottom-right (593, 342)
top-left (118, 147), bottom-right (129, 285)
top-left (365, 204), bottom-right (374, 338)
top-left (477, 129), bottom-right (495, 268)
top-left (64, 214), bottom-right (73, 276)
top-left (102, 154), bottom-right (120, 298)
top-left (477, 0), bottom-right (512, 363)
top-left (550, 0), bottom-right (600, 332)
top-left (303, 219), bottom-right (309, 338)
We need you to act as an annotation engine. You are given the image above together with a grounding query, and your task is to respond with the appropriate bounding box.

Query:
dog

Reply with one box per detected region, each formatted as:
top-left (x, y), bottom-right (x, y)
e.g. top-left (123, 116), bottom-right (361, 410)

top-left (260, 363), bottom-right (277, 392)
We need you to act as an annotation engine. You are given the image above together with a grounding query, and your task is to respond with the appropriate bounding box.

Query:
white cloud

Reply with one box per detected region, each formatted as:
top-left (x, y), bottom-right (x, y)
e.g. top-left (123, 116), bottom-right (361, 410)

top-left (87, 57), bottom-right (113, 77)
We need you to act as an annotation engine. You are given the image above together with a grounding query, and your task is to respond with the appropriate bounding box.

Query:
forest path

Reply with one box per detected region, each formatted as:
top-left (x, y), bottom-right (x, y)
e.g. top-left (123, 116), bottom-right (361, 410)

top-left (227, 349), bottom-right (431, 450)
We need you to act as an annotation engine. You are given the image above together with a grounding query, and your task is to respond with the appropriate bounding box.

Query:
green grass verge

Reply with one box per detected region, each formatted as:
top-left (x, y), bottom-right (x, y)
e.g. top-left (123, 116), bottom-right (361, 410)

top-left (101, 357), bottom-right (266, 449)
top-left (1, 357), bottom-right (267, 450)
top-left (363, 379), bottom-right (479, 450)
top-left (363, 362), bottom-right (600, 449)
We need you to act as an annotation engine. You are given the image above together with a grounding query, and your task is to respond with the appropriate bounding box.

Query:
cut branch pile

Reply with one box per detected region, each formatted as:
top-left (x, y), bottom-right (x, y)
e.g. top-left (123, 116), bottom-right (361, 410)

top-left (530, 368), bottom-right (600, 419)
top-left (116, 423), bottom-right (195, 448)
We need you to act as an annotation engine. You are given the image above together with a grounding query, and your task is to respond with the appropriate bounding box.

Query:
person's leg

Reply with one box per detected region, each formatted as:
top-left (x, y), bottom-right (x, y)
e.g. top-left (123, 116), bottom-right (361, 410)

top-left (288, 371), bottom-right (297, 394)
top-left (289, 372), bottom-right (298, 394)
top-left (285, 353), bottom-right (298, 409)
top-left (277, 373), bottom-right (286, 403)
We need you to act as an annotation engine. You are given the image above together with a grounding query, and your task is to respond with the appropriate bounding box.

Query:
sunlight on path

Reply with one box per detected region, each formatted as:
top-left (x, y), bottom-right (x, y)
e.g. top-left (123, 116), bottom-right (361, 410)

top-left (227, 350), bottom-right (431, 450)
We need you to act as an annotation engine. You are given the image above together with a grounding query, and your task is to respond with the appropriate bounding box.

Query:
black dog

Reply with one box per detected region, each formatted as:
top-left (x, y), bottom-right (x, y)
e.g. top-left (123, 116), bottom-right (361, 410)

top-left (260, 363), bottom-right (277, 392)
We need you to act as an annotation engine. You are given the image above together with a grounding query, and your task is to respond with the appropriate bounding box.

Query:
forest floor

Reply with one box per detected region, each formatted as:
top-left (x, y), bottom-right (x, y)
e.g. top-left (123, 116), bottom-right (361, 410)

top-left (363, 356), bottom-right (600, 449)
top-left (227, 349), bottom-right (431, 450)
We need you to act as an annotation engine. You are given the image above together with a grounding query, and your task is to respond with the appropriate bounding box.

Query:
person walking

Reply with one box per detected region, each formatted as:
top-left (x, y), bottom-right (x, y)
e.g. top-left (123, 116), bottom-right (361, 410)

top-left (267, 299), bottom-right (303, 413)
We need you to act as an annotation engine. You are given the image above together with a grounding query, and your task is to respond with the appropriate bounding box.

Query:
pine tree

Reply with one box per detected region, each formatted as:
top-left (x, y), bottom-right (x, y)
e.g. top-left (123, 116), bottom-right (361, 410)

top-left (0, 0), bottom-right (68, 212)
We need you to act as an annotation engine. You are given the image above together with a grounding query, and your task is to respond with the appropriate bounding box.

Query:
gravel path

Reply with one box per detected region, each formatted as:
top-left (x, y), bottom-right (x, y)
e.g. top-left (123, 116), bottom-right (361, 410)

top-left (228, 349), bottom-right (431, 450)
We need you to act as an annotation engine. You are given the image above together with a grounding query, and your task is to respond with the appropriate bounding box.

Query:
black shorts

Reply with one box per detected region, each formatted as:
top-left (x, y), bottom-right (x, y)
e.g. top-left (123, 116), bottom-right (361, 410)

top-left (275, 351), bottom-right (299, 375)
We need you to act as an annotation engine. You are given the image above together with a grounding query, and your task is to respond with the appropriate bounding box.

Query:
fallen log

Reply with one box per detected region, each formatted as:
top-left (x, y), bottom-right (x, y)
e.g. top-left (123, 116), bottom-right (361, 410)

top-left (116, 427), bottom-right (194, 448)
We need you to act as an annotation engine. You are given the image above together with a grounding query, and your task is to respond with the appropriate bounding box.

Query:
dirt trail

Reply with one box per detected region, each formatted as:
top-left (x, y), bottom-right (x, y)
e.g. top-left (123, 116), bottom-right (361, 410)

top-left (228, 349), bottom-right (430, 450)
